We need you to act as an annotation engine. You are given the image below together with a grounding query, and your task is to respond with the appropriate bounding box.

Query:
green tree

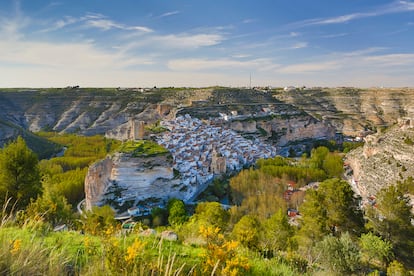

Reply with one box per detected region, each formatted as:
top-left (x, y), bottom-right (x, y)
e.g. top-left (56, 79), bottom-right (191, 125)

top-left (360, 232), bottom-right (393, 269)
top-left (298, 178), bottom-right (363, 248)
top-left (0, 137), bottom-right (41, 210)
top-left (316, 232), bottom-right (361, 275)
top-left (151, 207), bottom-right (167, 227)
top-left (167, 198), bottom-right (188, 226)
top-left (260, 209), bottom-right (294, 252)
top-left (322, 153), bottom-right (343, 178)
top-left (194, 201), bottom-right (229, 230)
top-left (365, 185), bottom-right (414, 265)
top-left (309, 146), bottom-right (329, 169)
top-left (26, 190), bottom-right (73, 226)
top-left (232, 215), bottom-right (261, 249)
top-left (81, 205), bottom-right (117, 235)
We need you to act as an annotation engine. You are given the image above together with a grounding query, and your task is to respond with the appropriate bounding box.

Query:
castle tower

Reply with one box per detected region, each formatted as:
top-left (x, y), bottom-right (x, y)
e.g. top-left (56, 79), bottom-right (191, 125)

top-left (130, 119), bottom-right (145, 140)
top-left (210, 148), bottom-right (226, 174)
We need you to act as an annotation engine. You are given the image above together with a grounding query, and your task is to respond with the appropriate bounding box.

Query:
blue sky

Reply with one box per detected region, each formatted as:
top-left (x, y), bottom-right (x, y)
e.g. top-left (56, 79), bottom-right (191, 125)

top-left (1, 0), bottom-right (414, 87)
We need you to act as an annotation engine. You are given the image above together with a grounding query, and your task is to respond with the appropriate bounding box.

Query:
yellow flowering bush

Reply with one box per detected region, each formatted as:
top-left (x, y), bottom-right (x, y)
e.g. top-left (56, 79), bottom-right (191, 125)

top-left (125, 238), bottom-right (146, 264)
top-left (10, 239), bottom-right (21, 255)
top-left (199, 225), bottom-right (250, 275)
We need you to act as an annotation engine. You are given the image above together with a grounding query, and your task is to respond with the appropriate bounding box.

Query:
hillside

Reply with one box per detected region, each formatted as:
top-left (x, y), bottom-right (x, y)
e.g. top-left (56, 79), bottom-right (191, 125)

top-left (1, 86), bottom-right (414, 157)
top-left (346, 118), bottom-right (414, 199)
top-left (272, 87), bottom-right (414, 136)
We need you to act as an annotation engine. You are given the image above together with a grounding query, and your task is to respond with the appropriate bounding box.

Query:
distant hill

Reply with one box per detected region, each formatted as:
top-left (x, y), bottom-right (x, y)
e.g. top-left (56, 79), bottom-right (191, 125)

top-left (0, 118), bottom-right (61, 159)
top-left (1, 87), bottom-right (414, 155)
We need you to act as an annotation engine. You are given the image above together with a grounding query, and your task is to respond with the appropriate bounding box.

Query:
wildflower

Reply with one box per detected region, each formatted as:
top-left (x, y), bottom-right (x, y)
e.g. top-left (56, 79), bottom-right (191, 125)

top-left (105, 226), bottom-right (114, 236)
top-left (224, 240), bottom-right (239, 251)
top-left (84, 236), bottom-right (94, 254)
top-left (10, 239), bottom-right (21, 255)
top-left (124, 238), bottom-right (146, 264)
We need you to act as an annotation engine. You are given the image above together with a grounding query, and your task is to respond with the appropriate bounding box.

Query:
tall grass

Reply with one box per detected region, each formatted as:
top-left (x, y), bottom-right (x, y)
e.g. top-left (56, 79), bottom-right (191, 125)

top-left (0, 207), bottom-right (202, 275)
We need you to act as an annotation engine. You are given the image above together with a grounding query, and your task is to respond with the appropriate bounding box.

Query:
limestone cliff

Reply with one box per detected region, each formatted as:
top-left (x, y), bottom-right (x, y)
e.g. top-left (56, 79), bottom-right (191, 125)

top-left (229, 116), bottom-right (335, 146)
top-left (272, 87), bottom-right (414, 136)
top-left (85, 157), bottom-right (113, 210)
top-left (84, 152), bottom-right (186, 211)
top-left (1, 87), bottom-right (414, 147)
top-left (346, 118), bottom-right (414, 198)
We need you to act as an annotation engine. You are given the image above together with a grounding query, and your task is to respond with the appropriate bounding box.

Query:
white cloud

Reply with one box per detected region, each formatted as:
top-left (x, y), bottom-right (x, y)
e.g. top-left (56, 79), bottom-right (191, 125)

top-left (363, 53), bottom-right (414, 66)
top-left (40, 12), bottom-right (153, 33)
top-left (291, 1), bottom-right (414, 28)
top-left (39, 16), bottom-right (79, 32)
top-left (85, 18), bottom-right (153, 32)
top-left (0, 38), bottom-right (153, 70)
top-left (231, 54), bottom-right (251, 59)
top-left (243, 18), bottom-right (256, 24)
top-left (155, 33), bottom-right (223, 48)
top-left (321, 33), bottom-right (348, 39)
top-left (291, 42), bottom-right (308, 49)
top-left (168, 58), bottom-right (279, 71)
top-left (158, 11), bottom-right (180, 18)
top-left (279, 61), bottom-right (340, 74)
top-left (277, 48), bottom-right (414, 76)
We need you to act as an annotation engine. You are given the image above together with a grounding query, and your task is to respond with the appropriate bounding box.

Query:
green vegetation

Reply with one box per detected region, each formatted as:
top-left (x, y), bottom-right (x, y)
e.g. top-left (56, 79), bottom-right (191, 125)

top-left (0, 137), bottom-right (41, 210)
top-left (145, 121), bottom-right (169, 134)
top-left (365, 184), bottom-right (414, 265)
top-left (118, 140), bottom-right (169, 157)
top-left (32, 133), bottom-right (121, 208)
top-left (0, 134), bottom-right (413, 274)
top-left (0, 119), bottom-right (61, 159)
top-left (403, 135), bottom-right (414, 145)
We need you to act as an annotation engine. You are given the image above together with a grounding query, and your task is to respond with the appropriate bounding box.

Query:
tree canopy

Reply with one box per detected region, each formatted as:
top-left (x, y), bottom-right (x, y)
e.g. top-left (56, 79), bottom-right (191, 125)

top-left (0, 137), bottom-right (41, 210)
top-left (298, 178), bottom-right (364, 247)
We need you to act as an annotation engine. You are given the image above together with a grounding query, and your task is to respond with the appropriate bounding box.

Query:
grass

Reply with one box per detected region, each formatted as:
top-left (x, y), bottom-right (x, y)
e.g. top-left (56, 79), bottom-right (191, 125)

top-left (0, 222), bottom-right (204, 275)
top-left (118, 140), bottom-right (169, 157)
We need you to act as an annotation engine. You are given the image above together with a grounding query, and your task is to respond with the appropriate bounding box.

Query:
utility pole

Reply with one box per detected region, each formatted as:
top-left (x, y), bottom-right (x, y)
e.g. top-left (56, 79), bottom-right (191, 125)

top-left (249, 73), bottom-right (252, 89)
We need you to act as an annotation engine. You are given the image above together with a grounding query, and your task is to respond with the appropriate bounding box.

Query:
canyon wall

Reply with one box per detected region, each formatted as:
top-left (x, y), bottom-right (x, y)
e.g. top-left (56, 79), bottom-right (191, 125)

top-left (84, 157), bottom-right (113, 210)
top-left (2, 87), bottom-right (414, 146)
top-left (346, 118), bottom-right (414, 198)
top-left (84, 153), bottom-right (187, 211)
top-left (272, 87), bottom-right (414, 136)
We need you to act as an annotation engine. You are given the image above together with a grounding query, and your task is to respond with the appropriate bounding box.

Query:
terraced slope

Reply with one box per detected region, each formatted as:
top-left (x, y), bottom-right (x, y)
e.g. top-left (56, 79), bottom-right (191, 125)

top-left (272, 87), bottom-right (414, 135)
top-left (1, 87), bottom-right (414, 147)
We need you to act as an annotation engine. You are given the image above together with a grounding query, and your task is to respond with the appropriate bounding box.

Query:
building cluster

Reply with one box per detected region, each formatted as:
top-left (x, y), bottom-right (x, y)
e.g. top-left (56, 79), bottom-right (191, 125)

top-left (156, 114), bottom-right (277, 187)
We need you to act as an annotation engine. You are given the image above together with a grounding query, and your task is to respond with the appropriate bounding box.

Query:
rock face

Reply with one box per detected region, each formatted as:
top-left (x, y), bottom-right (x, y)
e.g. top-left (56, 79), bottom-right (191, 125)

top-left (229, 115), bottom-right (335, 146)
top-left (84, 157), bottom-right (113, 210)
top-left (272, 87), bottom-right (414, 136)
top-left (0, 89), bottom-right (164, 146)
top-left (84, 152), bottom-right (187, 211)
top-left (2, 87), bottom-right (414, 146)
top-left (346, 119), bottom-right (414, 198)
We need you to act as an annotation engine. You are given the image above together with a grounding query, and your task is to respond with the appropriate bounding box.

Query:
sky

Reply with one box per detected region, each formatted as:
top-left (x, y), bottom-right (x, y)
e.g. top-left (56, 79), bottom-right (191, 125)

top-left (1, 0), bottom-right (414, 88)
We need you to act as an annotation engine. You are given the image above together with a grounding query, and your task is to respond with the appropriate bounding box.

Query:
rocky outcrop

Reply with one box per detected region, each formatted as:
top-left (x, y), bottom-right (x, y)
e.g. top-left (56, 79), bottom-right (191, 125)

top-left (230, 121), bottom-right (257, 133)
top-left (84, 157), bottom-right (113, 210)
top-left (230, 116), bottom-right (336, 146)
top-left (346, 120), bottom-right (414, 198)
top-left (272, 88), bottom-right (414, 136)
top-left (84, 152), bottom-right (189, 211)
